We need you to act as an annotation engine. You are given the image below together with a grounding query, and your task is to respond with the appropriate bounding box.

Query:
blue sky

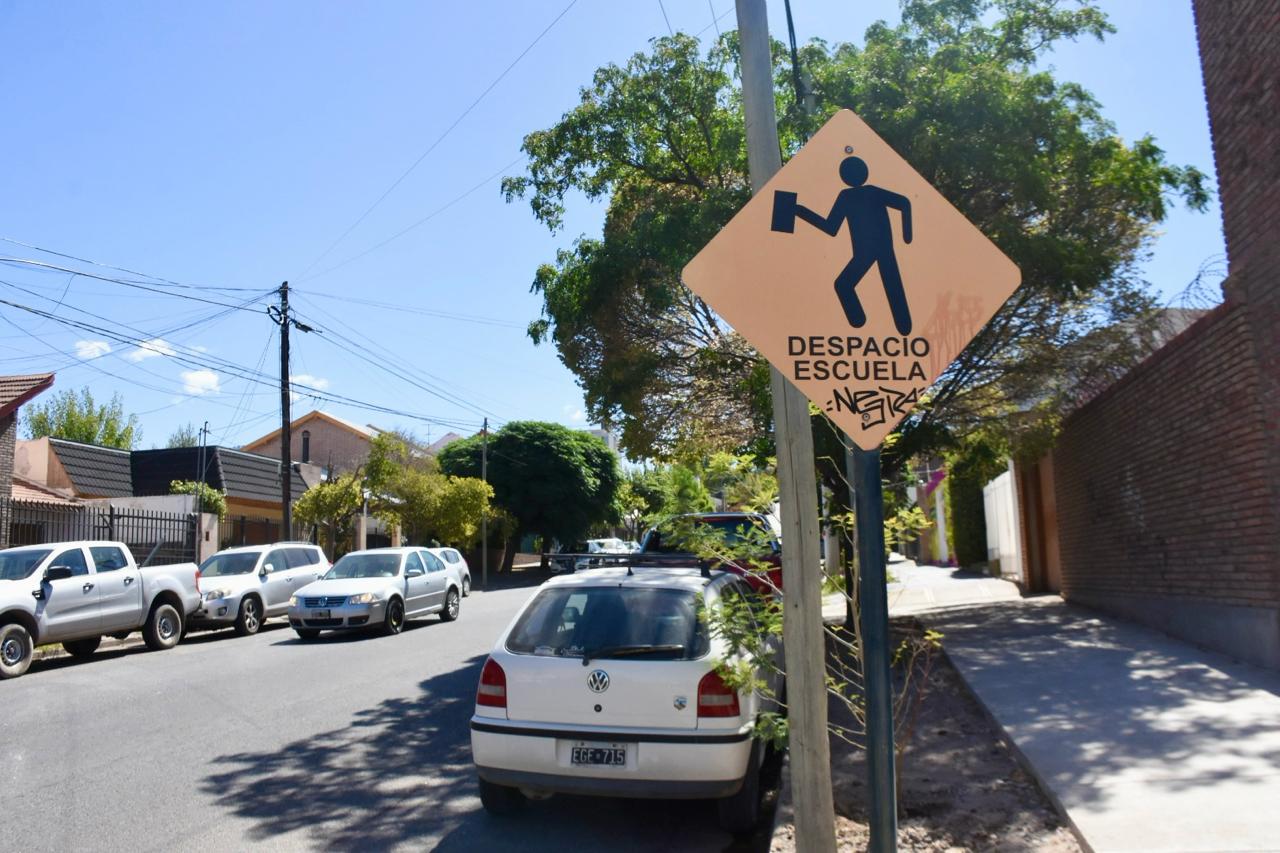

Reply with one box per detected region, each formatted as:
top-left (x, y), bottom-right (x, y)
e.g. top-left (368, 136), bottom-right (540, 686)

top-left (0, 0), bottom-right (1223, 453)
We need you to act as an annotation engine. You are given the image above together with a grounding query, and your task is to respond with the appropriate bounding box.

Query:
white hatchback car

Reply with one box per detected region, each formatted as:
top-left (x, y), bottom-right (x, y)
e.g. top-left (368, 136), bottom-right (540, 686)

top-left (470, 566), bottom-right (779, 833)
top-left (427, 547), bottom-right (472, 596)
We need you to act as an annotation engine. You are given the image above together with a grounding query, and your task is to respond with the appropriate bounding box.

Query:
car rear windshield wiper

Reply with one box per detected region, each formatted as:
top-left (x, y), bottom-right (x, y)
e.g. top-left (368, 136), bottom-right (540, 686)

top-left (582, 644), bottom-right (685, 667)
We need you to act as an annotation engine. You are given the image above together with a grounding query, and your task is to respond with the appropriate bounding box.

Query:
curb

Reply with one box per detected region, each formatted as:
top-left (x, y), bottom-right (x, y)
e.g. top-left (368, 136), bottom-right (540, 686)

top-left (34, 633), bottom-right (149, 663)
top-left (931, 642), bottom-right (1095, 853)
top-left (766, 748), bottom-right (793, 851)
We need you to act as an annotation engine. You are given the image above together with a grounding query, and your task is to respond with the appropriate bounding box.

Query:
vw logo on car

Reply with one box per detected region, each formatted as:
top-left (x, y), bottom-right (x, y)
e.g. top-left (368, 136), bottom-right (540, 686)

top-left (586, 669), bottom-right (610, 693)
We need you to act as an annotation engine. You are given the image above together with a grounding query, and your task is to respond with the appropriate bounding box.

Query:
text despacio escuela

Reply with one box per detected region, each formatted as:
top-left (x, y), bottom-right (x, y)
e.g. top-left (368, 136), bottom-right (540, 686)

top-left (787, 335), bottom-right (929, 382)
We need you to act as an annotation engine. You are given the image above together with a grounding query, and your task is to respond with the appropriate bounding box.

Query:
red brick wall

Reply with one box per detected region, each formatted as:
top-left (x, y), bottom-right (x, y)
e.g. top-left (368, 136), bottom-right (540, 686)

top-left (1053, 303), bottom-right (1277, 608)
top-left (1037, 3), bottom-right (1280, 668)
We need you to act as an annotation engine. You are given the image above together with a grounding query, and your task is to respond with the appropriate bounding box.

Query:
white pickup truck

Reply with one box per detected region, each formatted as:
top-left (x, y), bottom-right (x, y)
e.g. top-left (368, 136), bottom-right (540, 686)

top-left (0, 540), bottom-right (201, 679)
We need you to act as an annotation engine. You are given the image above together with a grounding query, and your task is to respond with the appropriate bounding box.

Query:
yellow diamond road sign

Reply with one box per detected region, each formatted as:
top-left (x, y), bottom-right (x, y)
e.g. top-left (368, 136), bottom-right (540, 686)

top-left (682, 109), bottom-right (1021, 450)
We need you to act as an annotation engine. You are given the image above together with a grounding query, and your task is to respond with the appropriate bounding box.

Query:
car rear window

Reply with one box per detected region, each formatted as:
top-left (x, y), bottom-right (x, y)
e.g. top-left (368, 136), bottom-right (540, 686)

top-left (644, 517), bottom-right (774, 553)
top-left (200, 552), bottom-right (260, 577)
top-left (506, 587), bottom-right (709, 661)
top-left (285, 547), bottom-right (321, 568)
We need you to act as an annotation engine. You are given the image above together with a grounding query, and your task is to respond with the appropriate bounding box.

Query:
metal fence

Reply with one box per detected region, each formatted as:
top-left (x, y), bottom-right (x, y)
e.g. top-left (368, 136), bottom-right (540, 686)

top-left (218, 515), bottom-right (314, 550)
top-left (2, 498), bottom-right (198, 565)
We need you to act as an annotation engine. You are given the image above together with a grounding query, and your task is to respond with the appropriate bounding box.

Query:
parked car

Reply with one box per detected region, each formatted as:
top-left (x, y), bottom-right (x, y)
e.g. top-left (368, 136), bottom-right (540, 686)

top-left (428, 547), bottom-right (472, 596)
top-left (639, 513), bottom-right (782, 593)
top-left (0, 540), bottom-right (200, 679)
top-left (553, 538), bottom-right (632, 573)
top-left (470, 565), bottom-right (781, 833)
top-left (287, 547), bottom-right (461, 640)
top-left (189, 542), bottom-right (329, 636)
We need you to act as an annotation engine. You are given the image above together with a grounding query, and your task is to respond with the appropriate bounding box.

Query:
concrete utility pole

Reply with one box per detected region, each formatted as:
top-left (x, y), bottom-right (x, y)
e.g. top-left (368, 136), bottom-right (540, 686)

top-left (734, 1), bottom-right (836, 850)
top-left (278, 281), bottom-right (292, 536)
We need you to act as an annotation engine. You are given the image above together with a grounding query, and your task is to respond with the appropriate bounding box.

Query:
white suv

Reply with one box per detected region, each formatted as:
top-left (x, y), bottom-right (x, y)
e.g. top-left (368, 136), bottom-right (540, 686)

top-left (190, 543), bottom-right (329, 636)
top-left (469, 566), bottom-right (780, 833)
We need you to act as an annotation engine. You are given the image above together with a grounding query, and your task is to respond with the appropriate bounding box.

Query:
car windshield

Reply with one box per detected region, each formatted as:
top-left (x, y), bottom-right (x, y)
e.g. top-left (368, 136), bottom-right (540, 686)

top-left (0, 549), bottom-right (52, 581)
top-left (506, 586), bottom-right (709, 661)
top-left (199, 552), bottom-right (260, 577)
top-left (324, 553), bottom-right (401, 579)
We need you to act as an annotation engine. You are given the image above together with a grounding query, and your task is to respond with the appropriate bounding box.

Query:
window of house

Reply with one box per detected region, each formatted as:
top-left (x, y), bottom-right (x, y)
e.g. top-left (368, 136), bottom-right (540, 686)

top-left (301, 430), bottom-right (311, 463)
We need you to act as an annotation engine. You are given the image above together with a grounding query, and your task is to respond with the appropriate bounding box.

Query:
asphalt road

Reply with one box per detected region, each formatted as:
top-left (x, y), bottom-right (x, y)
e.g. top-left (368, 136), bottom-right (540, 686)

top-left (1, 578), bottom-right (777, 852)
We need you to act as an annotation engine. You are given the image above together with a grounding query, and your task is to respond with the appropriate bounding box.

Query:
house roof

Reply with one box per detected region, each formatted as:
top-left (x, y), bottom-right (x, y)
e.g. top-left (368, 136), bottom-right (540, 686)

top-left (11, 474), bottom-right (78, 504)
top-left (0, 373), bottom-right (54, 420)
top-left (425, 431), bottom-right (463, 454)
top-left (48, 438), bottom-right (134, 497)
top-left (240, 409), bottom-right (379, 452)
top-left (130, 446), bottom-right (307, 505)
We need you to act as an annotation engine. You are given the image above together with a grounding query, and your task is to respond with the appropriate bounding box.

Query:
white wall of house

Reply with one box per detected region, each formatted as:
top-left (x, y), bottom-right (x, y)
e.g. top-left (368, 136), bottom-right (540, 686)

top-left (983, 468), bottom-right (1022, 579)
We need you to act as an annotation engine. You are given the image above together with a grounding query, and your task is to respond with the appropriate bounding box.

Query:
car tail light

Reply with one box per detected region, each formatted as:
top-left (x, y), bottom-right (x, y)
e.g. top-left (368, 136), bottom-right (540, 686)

top-left (697, 669), bottom-right (740, 717)
top-left (194, 568), bottom-right (201, 596)
top-left (477, 657), bottom-right (507, 708)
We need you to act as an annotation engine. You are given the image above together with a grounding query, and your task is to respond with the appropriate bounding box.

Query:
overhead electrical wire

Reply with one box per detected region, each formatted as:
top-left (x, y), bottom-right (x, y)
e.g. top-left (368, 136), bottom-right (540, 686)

top-left (0, 257), bottom-right (273, 311)
top-left (299, 156), bottom-right (523, 282)
top-left (0, 294), bottom-right (484, 431)
top-left (298, 0), bottom-right (580, 278)
top-left (0, 236), bottom-right (268, 292)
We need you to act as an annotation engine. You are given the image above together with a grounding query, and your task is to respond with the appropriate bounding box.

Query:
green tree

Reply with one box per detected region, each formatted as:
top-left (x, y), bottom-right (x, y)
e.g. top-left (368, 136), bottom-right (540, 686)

top-left (23, 387), bottom-right (141, 449)
top-left (505, 1), bottom-right (1207, 460)
top-left (439, 421), bottom-right (620, 570)
top-left (293, 473), bottom-right (365, 559)
top-left (169, 480), bottom-right (226, 520)
top-left (166, 423), bottom-right (199, 448)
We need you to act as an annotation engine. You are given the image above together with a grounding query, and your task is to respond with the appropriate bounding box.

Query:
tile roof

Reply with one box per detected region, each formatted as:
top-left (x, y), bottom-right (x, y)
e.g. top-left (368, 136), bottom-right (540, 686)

top-left (0, 373), bottom-right (54, 419)
top-left (130, 446), bottom-right (306, 505)
top-left (48, 438), bottom-right (134, 497)
top-left (11, 475), bottom-right (78, 504)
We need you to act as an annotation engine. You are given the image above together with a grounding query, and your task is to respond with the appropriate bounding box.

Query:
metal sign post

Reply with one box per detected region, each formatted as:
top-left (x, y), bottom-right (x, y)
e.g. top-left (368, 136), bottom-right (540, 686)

top-left (854, 446), bottom-right (896, 850)
top-left (682, 48), bottom-right (1021, 853)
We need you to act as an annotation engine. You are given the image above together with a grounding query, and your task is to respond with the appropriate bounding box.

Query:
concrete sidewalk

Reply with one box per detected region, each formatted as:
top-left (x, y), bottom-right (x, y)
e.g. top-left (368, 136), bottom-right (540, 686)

top-left (925, 597), bottom-right (1280, 852)
top-left (821, 557), bottom-right (1022, 622)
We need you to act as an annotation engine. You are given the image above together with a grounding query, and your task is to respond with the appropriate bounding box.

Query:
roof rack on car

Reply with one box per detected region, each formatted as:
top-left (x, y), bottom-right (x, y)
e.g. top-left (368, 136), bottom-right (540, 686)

top-left (557, 552), bottom-right (714, 579)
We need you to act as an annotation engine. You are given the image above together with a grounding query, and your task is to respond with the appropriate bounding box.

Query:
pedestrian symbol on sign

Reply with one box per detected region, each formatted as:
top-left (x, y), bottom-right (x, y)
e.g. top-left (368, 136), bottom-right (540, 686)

top-left (771, 153), bottom-right (915, 334)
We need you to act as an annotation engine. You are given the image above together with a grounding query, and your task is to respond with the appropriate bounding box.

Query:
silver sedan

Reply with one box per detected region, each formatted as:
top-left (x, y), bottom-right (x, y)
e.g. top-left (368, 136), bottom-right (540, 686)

top-left (287, 547), bottom-right (461, 640)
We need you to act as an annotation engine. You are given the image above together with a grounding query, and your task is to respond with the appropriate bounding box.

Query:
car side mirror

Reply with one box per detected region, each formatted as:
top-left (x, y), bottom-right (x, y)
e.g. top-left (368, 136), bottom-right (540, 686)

top-left (260, 564), bottom-right (272, 576)
top-left (44, 565), bottom-right (74, 582)
top-left (405, 567), bottom-right (424, 578)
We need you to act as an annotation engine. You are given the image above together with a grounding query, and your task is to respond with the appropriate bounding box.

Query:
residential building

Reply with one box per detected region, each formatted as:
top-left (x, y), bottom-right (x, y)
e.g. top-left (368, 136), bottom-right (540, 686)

top-left (0, 373), bottom-right (55, 547)
top-left (241, 410), bottom-right (380, 476)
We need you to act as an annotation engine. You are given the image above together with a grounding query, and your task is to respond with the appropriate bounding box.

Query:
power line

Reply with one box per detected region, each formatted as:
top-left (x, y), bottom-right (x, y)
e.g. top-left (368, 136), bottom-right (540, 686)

top-left (294, 290), bottom-right (521, 329)
top-left (0, 294), bottom-right (484, 431)
top-left (658, 0), bottom-right (674, 35)
top-left (298, 0), bottom-right (580, 278)
top-left (300, 156), bottom-right (523, 282)
top-left (0, 236), bottom-right (267, 292)
top-left (0, 257), bottom-right (274, 311)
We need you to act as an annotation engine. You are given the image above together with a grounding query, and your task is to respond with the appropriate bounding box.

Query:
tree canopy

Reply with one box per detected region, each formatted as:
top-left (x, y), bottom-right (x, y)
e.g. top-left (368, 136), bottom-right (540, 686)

top-left (504, 0), bottom-right (1207, 460)
top-left (22, 386), bottom-right (140, 449)
top-left (166, 423), bottom-right (199, 448)
top-left (438, 421), bottom-right (620, 568)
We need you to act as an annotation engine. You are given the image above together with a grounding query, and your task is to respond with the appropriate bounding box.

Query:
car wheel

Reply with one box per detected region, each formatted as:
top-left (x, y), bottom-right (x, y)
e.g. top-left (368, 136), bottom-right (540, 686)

top-left (440, 588), bottom-right (460, 622)
top-left (462, 576), bottom-right (471, 597)
top-left (0, 623), bottom-right (34, 679)
top-left (295, 628), bottom-right (321, 641)
top-left (143, 601), bottom-right (183, 651)
top-left (62, 637), bottom-right (101, 659)
top-left (717, 741), bottom-right (762, 835)
top-left (478, 777), bottom-right (526, 816)
top-left (234, 596), bottom-right (263, 636)
top-left (382, 597), bottom-right (405, 635)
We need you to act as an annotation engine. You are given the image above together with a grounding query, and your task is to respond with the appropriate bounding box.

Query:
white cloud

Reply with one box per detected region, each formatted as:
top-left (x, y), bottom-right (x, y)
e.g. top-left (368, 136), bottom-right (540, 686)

top-left (180, 369), bottom-right (221, 395)
top-left (125, 337), bottom-right (177, 362)
top-left (290, 373), bottom-right (329, 403)
top-left (74, 340), bottom-right (111, 360)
